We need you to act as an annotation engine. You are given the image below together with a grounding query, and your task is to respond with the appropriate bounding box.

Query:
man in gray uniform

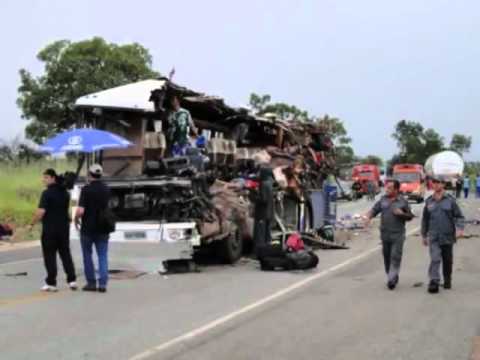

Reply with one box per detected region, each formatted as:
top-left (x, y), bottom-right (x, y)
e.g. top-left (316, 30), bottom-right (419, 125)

top-left (366, 180), bottom-right (414, 290)
top-left (421, 176), bottom-right (465, 294)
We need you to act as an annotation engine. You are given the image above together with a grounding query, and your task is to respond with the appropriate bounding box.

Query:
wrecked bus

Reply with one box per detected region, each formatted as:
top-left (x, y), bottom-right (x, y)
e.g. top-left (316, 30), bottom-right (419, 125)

top-left (71, 78), bottom-right (342, 270)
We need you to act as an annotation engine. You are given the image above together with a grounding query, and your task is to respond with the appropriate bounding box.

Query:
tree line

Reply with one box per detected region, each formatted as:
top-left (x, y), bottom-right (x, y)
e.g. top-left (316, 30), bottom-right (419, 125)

top-left (15, 37), bottom-right (474, 172)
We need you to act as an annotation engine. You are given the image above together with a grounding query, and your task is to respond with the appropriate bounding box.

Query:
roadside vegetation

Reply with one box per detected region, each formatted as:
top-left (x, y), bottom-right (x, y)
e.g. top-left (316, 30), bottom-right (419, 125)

top-left (0, 159), bottom-right (73, 241)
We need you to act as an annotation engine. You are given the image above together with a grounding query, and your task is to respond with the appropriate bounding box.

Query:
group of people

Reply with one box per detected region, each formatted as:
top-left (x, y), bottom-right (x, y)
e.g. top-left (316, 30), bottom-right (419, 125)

top-left (29, 164), bottom-right (111, 293)
top-left (455, 174), bottom-right (480, 199)
top-left (365, 176), bottom-right (464, 294)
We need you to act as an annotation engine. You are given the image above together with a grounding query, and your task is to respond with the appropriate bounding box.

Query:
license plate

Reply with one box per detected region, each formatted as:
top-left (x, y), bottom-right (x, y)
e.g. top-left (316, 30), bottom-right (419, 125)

top-left (124, 231), bottom-right (147, 240)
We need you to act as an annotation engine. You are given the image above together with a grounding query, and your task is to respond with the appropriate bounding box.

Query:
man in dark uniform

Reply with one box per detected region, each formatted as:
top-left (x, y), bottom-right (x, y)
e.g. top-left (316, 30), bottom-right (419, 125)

top-left (365, 180), bottom-right (413, 290)
top-left (29, 169), bottom-right (77, 292)
top-left (74, 164), bottom-right (111, 293)
top-left (421, 176), bottom-right (465, 293)
top-left (253, 167), bottom-right (275, 255)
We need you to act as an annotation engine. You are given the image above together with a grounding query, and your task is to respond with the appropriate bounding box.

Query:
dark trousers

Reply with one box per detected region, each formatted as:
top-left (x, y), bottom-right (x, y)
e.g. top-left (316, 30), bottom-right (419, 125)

top-left (428, 243), bottom-right (453, 283)
top-left (455, 188), bottom-right (462, 198)
top-left (253, 218), bottom-right (272, 255)
top-left (382, 238), bottom-right (405, 282)
top-left (41, 231), bottom-right (76, 286)
top-left (464, 188), bottom-right (469, 198)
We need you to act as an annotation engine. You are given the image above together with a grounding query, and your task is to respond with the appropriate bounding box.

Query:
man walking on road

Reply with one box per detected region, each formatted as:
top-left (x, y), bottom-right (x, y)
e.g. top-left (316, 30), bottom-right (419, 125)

top-left (74, 164), bottom-right (111, 293)
top-left (463, 174), bottom-right (470, 198)
top-left (365, 180), bottom-right (414, 290)
top-left (476, 174), bottom-right (480, 198)
top-left (421, 176), bottom-right (465, 294)
top-left (30, 169), bottom-right (77, 292)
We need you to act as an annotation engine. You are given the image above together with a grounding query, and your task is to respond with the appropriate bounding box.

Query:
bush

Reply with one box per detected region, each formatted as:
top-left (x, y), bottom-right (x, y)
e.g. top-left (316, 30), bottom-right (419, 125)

top-left (0, 160), bottom-right (74, 229)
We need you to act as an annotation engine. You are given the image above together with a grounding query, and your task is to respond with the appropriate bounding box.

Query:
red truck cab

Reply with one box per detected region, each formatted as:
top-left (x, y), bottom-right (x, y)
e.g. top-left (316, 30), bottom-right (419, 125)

top-left (351, 164), bottom-right (380, 195)
top-left (392, 164), bottom-right (426, 203)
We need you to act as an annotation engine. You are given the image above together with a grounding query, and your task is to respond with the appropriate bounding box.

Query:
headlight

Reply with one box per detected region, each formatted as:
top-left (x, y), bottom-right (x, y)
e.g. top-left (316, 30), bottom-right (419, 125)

top-left (163, 228), bottom-right (193, 242)
top-left (168, 229), bottom-right (184, 241)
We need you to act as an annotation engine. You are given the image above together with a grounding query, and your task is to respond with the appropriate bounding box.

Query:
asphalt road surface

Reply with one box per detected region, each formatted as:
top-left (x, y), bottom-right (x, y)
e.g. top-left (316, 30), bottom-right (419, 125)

top-left (1, 197), bottom-right (479, 360)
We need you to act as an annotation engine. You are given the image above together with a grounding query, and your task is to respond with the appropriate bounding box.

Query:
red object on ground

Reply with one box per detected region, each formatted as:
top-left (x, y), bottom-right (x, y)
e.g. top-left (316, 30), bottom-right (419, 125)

top-left (245, 180), bottom-right (259, 189)
top-left (286, 233), bottom-right (305, 251)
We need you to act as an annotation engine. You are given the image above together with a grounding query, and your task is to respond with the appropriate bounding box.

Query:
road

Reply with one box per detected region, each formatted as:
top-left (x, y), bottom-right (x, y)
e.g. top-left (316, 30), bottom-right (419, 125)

top-left (1, 197), bottom-right (479, 360)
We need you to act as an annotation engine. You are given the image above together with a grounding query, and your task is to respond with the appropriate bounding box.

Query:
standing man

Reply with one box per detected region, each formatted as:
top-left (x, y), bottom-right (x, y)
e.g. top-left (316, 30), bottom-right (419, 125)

top-left (74, 164), bottom-right (111, 293)
top-left (455, 177), bottom-right (463, 199)
top-left (29, 169), bottom-right (77, 292)
top-left (253, 167), bottom-right (275, 255)
top-left (476, 174), bottom-right (480, 198)
top-left (463, 174), bottom-right (470, 199)
top-left (421, 176), bottom-right (465, 294)
top-left (365, 180), bottom-right (413, 290)
top-left (167, 94), bottom-right (197, 156)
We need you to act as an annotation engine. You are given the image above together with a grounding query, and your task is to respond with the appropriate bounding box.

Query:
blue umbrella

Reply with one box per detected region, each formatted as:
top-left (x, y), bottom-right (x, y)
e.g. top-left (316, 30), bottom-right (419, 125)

top-left (39, 128), bottom-right (133, 153)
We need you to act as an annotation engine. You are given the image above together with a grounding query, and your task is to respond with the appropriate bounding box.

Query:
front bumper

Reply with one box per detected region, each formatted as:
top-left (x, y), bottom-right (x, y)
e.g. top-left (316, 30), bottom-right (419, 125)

top-left (70, 222), bottom-right (200, 272)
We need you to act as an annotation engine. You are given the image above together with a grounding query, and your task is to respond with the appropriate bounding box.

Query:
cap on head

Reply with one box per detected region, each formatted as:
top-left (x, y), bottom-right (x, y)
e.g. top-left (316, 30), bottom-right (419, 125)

top-left (88, 164), bottom-right (103, 178)
top-left (431, 175), bottom-right (446, 183)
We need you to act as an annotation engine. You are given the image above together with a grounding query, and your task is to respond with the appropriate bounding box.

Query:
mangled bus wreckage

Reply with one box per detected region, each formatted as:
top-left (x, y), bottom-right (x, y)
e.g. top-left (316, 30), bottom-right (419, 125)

top-left (72, 78), bottom-right (343, 270)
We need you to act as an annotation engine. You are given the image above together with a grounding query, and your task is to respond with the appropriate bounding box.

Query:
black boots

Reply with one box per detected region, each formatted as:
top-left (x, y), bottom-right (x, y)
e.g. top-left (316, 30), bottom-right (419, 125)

top-left (443, 277), bottom-right (452, 289)
top-left (387, 275), bottom-right (399, 290)
top-left (428, 281), bottom-right (439, 294)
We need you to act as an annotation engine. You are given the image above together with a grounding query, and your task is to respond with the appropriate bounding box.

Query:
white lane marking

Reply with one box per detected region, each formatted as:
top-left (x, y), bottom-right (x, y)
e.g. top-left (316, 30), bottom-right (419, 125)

top-left (0, 258), bottom-right (43, 267)
top-left (130, 226), bottom-right (421, 360)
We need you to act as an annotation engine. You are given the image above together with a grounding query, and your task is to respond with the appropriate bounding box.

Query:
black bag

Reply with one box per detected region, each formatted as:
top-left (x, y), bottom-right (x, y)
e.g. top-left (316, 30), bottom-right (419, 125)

top-left (96, 207), bottom-right (116, 234)
top-left (257, 243), bottom-right (294, 271)
top-left (286, 250), bottom-right (319, 270)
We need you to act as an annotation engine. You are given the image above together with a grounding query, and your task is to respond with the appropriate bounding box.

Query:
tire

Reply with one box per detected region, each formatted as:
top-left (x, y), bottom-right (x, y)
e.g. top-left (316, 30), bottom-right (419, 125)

top-left (417, 197), bottom-right (424, 204)
top-left (217, 227), bottom-right (243, 264)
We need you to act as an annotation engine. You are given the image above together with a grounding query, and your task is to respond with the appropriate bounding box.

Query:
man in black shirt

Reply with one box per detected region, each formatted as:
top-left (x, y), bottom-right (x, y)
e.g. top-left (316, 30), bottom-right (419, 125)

top-left (29, 169), bottom-right (77, 292)
top-left (74, 164), bottom-right (111, 293)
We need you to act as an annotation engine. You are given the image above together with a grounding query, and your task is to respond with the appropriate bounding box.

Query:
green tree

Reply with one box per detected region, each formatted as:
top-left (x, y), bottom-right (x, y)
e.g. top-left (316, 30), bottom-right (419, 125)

top-left (316, 114), bottom-right (352, 145)
top-left (18, 37), bottom-right (159, 143)
top-left (361, 155), bottom-right (384, 167)
top-left (423, 128), bottom-right (444, 158)
top-left (249, 92), bottom-right (309, 121)
top-left (249, 93), bottom-right (271, 113)
top-left (450, 134), bottom-right (472, 155)
top-left (391, 120), bottom-right (425, 163)
top-left (391, 120), bottom-right (445, 164)
top-left (335, 145), bottom-right (356, 167)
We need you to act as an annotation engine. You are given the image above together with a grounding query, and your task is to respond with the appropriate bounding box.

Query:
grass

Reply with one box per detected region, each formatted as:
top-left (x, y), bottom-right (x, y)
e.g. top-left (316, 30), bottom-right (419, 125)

top-left (0, 160), bottom-right (75, 241)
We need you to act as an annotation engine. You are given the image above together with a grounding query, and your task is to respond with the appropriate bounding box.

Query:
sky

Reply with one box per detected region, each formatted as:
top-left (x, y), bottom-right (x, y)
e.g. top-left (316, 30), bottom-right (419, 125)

top-left (0, 0), bottom-right (479, 161)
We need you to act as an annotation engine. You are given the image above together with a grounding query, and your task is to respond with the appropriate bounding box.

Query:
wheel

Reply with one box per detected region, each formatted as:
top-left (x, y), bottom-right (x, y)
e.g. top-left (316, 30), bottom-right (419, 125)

top-left (417, 197), bottom-right (424, 204)
top-left (217, 227), bottom-right (243, 264)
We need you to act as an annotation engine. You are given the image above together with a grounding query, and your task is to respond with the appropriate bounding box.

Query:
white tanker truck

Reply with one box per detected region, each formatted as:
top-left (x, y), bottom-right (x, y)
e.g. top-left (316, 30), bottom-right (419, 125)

top-left (424, 151), bottom-right (464, 189)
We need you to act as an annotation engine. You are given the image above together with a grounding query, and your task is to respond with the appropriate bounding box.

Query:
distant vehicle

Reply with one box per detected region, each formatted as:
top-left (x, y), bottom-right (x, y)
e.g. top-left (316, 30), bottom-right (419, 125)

top-left (392, 164), bottom-right (426, 203)
top-left (424, 151), bottom-right (464, 190)
top-left (335, 179), bottom-right (353, 201)
top-left (351, 164), bottom-right (381, 196)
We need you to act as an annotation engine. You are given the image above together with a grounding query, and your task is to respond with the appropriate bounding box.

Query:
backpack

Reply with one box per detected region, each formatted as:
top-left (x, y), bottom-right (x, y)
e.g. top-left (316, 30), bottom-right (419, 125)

top-left (257, 243), bottom-right (294, 271)
top-left (286, 250), bottom-right (319, 270)
top-left (96, 207), bottom-right (116, 234)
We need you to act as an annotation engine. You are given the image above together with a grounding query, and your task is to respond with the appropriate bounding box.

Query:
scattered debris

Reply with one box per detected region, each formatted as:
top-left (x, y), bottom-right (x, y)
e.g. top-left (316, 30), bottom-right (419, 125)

top-left (158, 260), bottom-right (200, 274)
top-left (413, 282), bottom-right (424, 288)
top-left (465, 219), bottom-right (480, 225)
top-left (108, 269), bottom-right (146, 280)
top-left (3, 272), bottom-right (28, 277)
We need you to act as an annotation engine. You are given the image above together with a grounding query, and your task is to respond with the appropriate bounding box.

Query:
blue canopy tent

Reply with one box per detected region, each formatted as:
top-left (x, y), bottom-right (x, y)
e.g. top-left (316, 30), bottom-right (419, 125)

top-left (40, 128), bottom-right (133, 177)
